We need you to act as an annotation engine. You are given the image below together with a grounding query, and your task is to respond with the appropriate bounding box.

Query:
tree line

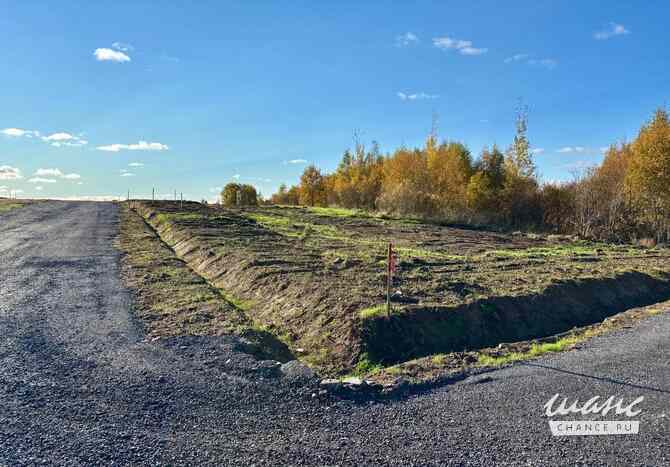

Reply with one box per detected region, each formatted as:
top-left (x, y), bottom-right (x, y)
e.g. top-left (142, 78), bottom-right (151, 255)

top-left (227, 106), bottom-right (670, 244)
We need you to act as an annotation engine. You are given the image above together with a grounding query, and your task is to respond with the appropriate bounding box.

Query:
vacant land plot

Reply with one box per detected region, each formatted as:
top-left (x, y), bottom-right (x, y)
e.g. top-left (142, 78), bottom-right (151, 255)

top-left (125, 201), bottom-right (670, 377)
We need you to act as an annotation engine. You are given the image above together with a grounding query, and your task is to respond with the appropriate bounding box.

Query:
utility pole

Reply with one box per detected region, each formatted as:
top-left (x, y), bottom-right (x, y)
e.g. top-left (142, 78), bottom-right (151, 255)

top-left (180, 192), bottom-right (183, 209)
top-left (152, 187), bottom-right (155, 201)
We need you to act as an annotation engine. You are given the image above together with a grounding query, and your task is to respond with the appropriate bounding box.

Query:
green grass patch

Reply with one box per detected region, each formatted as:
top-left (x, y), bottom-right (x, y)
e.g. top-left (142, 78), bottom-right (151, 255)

top-left (307, 206), bottom-right (369, 218)
top-left (0, 203), bottom-right (24, 213)
top-left (476, 336), bottom-right (581, 367)
top-left (353, 352), bottom-right (383, 376)
top-left (222, 292), bottom-right (254, 312)
top-left (359, 304), bottom-right (389, 319)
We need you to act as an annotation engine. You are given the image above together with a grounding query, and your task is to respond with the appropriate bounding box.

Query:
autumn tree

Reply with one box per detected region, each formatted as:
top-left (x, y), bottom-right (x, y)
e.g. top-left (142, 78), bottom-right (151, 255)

top-left (299, 165), bottom-right (326, 207)
top-left (627, 108), bottom-right (670, 242)
top-left (467, 145), bottom-right (505, 214)
top-left (427, 141), bottom-right (473, 218)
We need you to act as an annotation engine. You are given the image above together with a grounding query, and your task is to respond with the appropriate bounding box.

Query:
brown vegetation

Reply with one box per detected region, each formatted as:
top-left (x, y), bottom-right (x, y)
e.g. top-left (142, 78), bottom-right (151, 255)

top-left (271, 107), bottom-right (670, 244)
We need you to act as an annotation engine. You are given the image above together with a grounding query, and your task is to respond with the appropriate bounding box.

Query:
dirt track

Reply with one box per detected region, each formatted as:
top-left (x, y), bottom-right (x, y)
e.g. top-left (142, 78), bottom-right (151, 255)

top-left (1, 201), bottom-right (669, 466)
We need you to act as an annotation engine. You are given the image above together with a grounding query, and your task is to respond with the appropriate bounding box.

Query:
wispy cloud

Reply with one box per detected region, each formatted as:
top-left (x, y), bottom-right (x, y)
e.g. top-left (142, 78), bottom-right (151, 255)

top-left (96, 141), bottom-right (169, 152)
top-left (557, 146), bottom-right (587, 153)
top-left (94, 47), bottom-right (131, 63)
top-left (531, 148), bottom-right (545, 155)
top-left (2, 128), bottom-right (87, 147)
top-left (504, 53), bottom-right (529, 63)
top-left (0, 166), bottom-right (22, 180)
top-left (121, 173), bottom-right (135, 177)
top-left (433, 36), bottom-right (487, 56)
top-left (35, 168), bottom-right (63, 177)
top-left (397, 92), bottom-right (439, 101)
top-left (28, 177), bottom-right (57, 184)
top-left (283, 159), bottom-right (308, 165)
top-left (594, 23), bottom-right (630, 40)
top-left (396, 32), bottom-right (419, 47)
top-left (1, 128), bottom-right (39, 137)
top-left (111, 42), bottom-right (134, 52)
top-left (232, 174), bottom-right (241, 180)
top-left (34, 168), bottom-right (81, 181)
top-left (128, 162), bottom-right (145, 167)
top-left (505, 54), bottom-right (557, 69)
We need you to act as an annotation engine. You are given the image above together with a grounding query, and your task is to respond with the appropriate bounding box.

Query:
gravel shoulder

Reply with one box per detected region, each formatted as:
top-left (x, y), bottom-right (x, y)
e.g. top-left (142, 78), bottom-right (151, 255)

top-left (1, 201), bottom-right (669, 466)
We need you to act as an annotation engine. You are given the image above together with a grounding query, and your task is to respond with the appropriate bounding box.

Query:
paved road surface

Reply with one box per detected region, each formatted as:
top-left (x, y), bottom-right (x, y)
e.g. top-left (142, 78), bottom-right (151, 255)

top-left (1, 201), bottom-right (669, 466)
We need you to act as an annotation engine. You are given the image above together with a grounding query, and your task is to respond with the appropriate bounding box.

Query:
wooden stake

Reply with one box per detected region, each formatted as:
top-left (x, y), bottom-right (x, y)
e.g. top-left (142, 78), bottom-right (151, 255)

top-left (387, 242), bottom-right (392, 318)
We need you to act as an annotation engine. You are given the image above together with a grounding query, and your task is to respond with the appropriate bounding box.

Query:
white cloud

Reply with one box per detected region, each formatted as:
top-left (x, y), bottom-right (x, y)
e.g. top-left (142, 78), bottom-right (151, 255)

top-left (557, 146), bottom-right (587, 154)
top-left (433, 36), bottom-right (487, 56)
top-left (284, 159), bottom-right (308, 165)
top-left (121, 172), bottom-right (135, 177)
top-left (504, 53), bottom-right (529, 63)
top-left (43, 132), bottom-right (74, 142)
top-left (396, 32), bottom-right (419, 47)
top-left (594, 23), bottom-right (630, 40)
top-left (600, 146), bottom-right (610, 153)
top-left (531, 148), bottom-right (545, 155)
top-left (232, 174), bottom-right (241, 180)
top-left (2, 128), bottom-right (32, 137)
top-left (96, 141), bottom-right (169, 152)
top-left (2, 128), bottom-right (86, 147)
top-left (94, 48), bottom-right (131, 62)
top-left (128, 162), bottom-right (145, 167)
top-left (112, 42), bottom-right (134, 52)
top-left (0, 166), bottom-right (22, 180)
top-left (41, 132), bottom-right (87, 147)
top-left (35, 186), bottom-right (43, 191)
top-left (397, 91), bottom-right (439, 100)
top-left (35, 168), bottom-right (63, 177)
top-left (34, 168), bottom-right (81, 181)
top-left (28, 177), bottom-right (57, 184)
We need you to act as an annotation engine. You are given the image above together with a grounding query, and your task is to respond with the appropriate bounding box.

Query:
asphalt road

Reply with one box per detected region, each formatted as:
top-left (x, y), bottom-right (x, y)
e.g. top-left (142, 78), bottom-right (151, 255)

top-left (1, 201), bottom-right (669, 466)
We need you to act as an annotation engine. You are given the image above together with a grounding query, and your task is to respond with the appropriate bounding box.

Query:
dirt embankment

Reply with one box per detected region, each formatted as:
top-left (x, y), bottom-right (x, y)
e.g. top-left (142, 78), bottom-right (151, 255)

top-left (131, 202), bottom-right (365, 374)
top-left (362, 271), bottom-right (670, 365)
top-left (128, 201), bottom-right (670, 375)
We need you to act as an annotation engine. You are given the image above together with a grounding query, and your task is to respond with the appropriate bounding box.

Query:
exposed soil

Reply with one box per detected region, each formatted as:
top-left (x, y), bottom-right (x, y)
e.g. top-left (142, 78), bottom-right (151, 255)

top-left (129, 201), bottom-right (670, 375)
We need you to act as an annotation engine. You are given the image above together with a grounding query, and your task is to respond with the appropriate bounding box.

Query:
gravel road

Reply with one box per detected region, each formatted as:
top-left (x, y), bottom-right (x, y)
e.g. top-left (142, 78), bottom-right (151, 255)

top-left (1, 201), bottom-right (669, 466)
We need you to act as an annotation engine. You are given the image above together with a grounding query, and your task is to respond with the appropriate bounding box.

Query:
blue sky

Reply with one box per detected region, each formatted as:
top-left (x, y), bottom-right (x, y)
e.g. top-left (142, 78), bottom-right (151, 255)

top-left (1, 0), bottom-right (668, 201)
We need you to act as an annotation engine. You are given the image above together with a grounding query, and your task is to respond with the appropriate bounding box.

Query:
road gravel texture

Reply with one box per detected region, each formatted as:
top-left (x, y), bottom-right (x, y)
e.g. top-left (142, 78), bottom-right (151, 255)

top-left (1, 201), bottom-right (669, 466)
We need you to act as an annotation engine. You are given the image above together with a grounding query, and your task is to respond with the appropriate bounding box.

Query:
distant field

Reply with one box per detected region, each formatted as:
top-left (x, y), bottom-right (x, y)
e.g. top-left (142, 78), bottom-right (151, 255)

top-left (0, 199), bottom-right (31, 213)
top-left (124, 201), bottom-right (670, 377)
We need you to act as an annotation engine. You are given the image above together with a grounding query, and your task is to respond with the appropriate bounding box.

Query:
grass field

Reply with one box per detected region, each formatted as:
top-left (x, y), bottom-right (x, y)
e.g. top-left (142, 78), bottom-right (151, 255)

top-left (0, 199), bottom-right (30, 213)
top-left (122, 200), bottom-right (670, 378)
